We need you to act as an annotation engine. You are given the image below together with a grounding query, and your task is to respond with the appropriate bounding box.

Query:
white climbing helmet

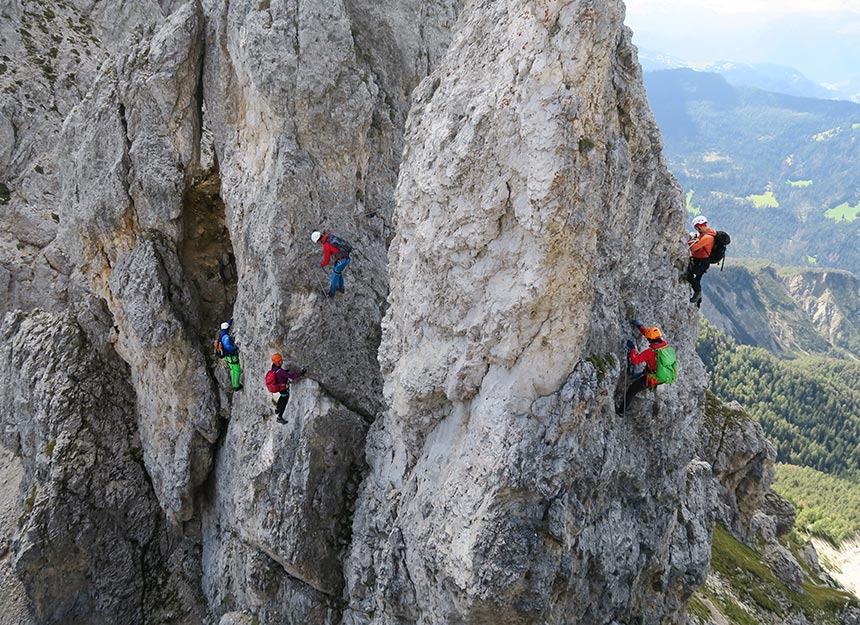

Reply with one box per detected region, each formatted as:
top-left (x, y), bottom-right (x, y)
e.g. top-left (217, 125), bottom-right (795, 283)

top-left (692, 215), bottom-right (708, 226)
top-left (220, 322), bottom-right (230, 330)
top-left (311, 230), bottom-right (322, 243)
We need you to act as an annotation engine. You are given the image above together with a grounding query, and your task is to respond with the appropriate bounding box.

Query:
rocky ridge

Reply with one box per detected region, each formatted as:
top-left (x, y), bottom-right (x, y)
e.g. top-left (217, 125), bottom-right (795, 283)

top-left (702, 262), bottom-right (860, 359)
top-left (343, 1), bottom-right (710, 623)
top-left (0, 1), bottom-right (824, 624)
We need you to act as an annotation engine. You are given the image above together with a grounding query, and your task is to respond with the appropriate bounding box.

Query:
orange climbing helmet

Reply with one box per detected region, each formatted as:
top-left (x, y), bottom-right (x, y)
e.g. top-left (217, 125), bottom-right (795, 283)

top-left (643, 327), bottom-right (662, 341)
top-left (271, 353), bottom-right (283, 365)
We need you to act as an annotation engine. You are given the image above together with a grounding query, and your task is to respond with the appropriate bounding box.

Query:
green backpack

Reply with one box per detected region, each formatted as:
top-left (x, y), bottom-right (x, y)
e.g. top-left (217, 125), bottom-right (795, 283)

top-left (652, 346), bottom-right (678, 385)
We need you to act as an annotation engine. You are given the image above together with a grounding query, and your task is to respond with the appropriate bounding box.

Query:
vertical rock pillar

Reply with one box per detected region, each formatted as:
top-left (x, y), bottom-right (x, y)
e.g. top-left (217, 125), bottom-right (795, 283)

top-left (344, 1), bottom-right (709, 623)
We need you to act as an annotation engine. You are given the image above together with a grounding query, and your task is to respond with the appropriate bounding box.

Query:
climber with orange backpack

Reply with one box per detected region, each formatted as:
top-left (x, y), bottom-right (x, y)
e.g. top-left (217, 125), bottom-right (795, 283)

top-left (615, 320), bottom-right (677, 415)
top-left (265, 353), bottom-right (307, 424)
top-left (312, 230), bottom-right (353, 298)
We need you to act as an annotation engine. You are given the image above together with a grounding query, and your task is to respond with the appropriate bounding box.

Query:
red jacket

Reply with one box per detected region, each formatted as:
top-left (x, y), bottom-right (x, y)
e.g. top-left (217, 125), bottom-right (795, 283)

top-left (320, 234), bottom-right (344, 267)
top-left (689, 227), bottom-right (717, 259)
top-left (629, 337), bottom-right (669, 387)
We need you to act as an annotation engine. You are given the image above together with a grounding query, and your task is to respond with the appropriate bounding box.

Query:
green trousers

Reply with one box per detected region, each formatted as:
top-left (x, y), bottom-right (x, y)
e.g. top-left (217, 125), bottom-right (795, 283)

top-left (224, 355), bottom-right (242, 389)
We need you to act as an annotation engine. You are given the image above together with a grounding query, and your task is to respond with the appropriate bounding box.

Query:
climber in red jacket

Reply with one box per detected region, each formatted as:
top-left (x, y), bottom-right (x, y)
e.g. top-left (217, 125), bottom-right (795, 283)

top-left (616, 321), bottom-right (670, 415)
top-left (312, 230), bottom-right (353, 297)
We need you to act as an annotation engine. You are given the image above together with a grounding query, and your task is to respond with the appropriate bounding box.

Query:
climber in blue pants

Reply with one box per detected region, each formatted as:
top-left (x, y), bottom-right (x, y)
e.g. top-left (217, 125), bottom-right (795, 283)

top-left (330, 257), bottom-right (351, 296)
top-left (312, 230), bottom-right (353, 297)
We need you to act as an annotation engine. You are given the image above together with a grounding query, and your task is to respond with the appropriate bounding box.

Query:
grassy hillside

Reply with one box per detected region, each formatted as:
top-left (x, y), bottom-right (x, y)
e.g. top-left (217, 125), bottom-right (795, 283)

top-left (645, 68), bottom-right (860, 273)
top-left (697, 321), bottom-right (860, 476)
top-left (774, 464), bottom-right (860, 546)
top-left (689, 526), bottom-right (858, 625)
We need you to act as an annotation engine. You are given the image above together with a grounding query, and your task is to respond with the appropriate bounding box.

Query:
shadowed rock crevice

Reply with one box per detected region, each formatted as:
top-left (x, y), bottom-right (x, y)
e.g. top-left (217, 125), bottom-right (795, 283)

top-left (180, 168), bottom-right (237, 350)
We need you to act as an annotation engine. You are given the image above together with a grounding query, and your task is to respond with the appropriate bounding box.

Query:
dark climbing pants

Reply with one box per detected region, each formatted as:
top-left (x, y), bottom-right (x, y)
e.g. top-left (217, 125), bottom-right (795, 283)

top-left (685, 258), bottom-right (710, 296)
top-left (617, 375), bottom-right (658, 414)
top-left (624, 376), bottom-right (649, 408)
top-left (275, 389), bottom-right (290, 421)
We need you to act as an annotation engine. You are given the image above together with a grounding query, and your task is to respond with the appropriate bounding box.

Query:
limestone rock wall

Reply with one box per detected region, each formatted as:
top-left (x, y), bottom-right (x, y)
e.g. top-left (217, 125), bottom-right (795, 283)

top-left (1, 2), bottom-right (220, 621)
top-left (4, 0), bottom-right (465, 621)
top-left (56, 1), bottom-right (219, 524)
top-left (0, 0), bottom-right (186, 315)
top-left (344, 1), bottom-right (710, 623)
top-left (697, 393), bottom-right (776, 541)
top-left (0, 0), bottom-right (734, 624)
top-left (0, 307), bottom-right (206, 625)
top-left (0, 448), bottom-right (32, 625)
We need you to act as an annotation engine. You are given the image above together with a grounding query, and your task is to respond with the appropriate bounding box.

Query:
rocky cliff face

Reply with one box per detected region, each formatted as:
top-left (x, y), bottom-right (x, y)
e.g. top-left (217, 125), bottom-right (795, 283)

top-left (2, 1), bottom-right (735, 624)
top-left (697, 393), bottom-right (776, 542)
top-left (344, 1), bottom-right (711, 623)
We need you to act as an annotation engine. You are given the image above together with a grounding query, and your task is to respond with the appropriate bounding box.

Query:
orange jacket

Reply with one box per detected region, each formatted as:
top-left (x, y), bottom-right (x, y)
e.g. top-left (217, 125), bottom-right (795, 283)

top-left (689, 227), bottom-right (716, 259)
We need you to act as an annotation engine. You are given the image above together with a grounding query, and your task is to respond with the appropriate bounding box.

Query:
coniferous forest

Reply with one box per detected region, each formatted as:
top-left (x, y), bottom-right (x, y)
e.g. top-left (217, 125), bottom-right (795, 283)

top-left (698, 320), bottom-right (860, 478)
top-left (774, 463), bottom-right (860, 545)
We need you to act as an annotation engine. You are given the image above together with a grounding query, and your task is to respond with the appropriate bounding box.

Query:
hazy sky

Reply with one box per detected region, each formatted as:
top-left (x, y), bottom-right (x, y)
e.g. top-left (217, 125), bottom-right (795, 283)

top-left (626, 0), bottom-right (860, 15)
top-left (624, 0), bottom-right (860, 85)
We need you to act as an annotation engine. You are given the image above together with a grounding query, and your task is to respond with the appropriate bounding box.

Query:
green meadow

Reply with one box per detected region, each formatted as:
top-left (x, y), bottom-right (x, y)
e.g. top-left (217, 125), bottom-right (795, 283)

top-left (747, 190), bottom-right (779, 208)
top-left (824, 202), bottom-right (860, 223)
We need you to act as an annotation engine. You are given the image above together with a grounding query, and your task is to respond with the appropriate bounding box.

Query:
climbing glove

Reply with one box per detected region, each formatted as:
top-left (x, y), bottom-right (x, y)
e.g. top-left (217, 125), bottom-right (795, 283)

top-left (301, 367), bottom-right (308, 375)
top-left (626, 340), bottom-right (635, 350)
top-left (630, 319), bottom-right (641, 329)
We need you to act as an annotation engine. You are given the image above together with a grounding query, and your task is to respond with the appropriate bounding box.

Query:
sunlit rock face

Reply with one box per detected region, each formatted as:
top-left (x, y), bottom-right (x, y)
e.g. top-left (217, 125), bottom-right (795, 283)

top-left (343, 1), bottom-right (709, 623)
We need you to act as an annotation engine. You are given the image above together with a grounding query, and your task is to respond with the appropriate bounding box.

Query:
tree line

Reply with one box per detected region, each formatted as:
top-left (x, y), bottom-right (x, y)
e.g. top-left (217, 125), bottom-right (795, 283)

top-left (774, 463), bottom-right (860, 545)
top-left (698, 321), bottom-right (860, 478)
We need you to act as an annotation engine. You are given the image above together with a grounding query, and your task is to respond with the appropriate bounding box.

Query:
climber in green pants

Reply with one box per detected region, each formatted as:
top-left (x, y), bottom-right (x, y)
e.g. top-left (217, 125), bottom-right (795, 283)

top-left (218, 319), bottom-right (243, 391)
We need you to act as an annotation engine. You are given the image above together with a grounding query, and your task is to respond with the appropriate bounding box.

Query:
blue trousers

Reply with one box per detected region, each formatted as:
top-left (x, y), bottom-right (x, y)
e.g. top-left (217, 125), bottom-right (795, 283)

top-left (330, 257), bottom-right (351, 295)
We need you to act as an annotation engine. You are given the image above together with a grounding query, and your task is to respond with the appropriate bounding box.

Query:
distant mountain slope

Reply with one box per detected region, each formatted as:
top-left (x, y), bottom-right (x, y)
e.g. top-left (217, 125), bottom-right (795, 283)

top-left (712, 62), bottom-right (835, 100)
top-left (645, 69), bottom-right (860, 273)
top-left (701, 260), bottom-right (860, 359)
top-left (774, 463), bottom-right (860, 599)
top-left (638, 50), bottom-right (834, 99)
top-left (774, 464), bottom-right (860, 547)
